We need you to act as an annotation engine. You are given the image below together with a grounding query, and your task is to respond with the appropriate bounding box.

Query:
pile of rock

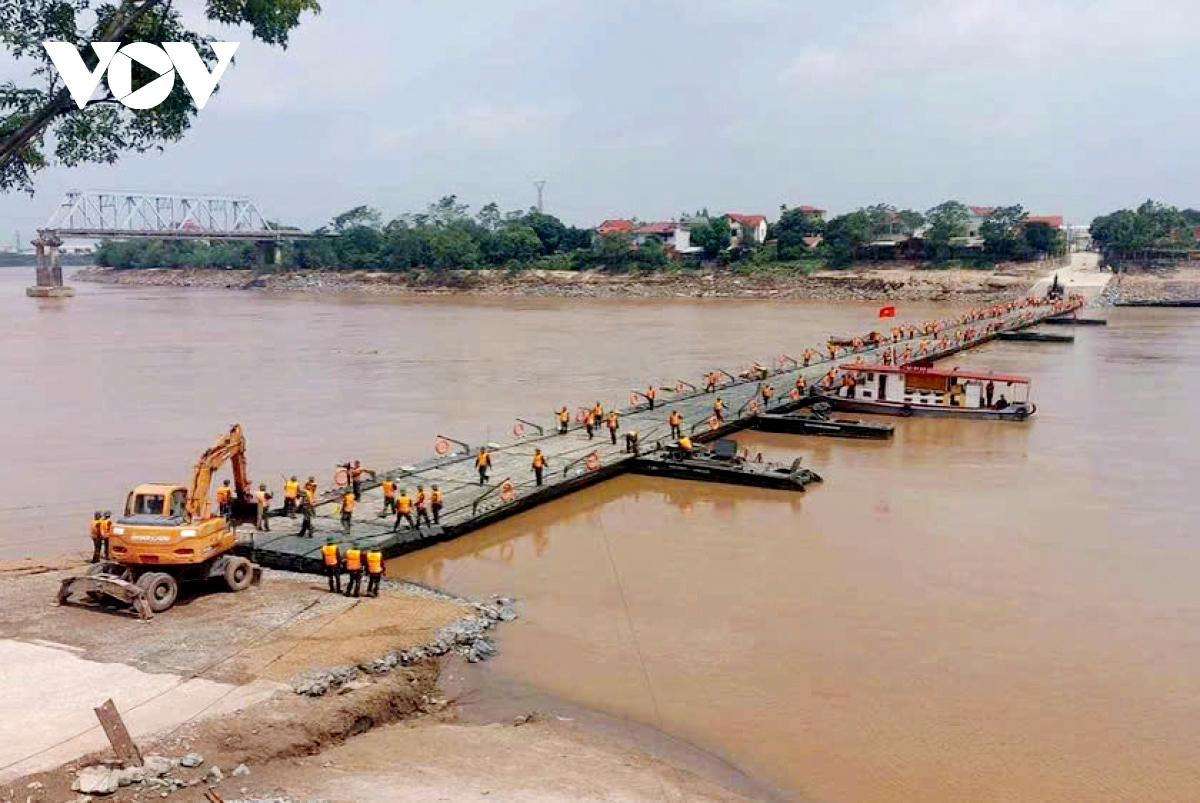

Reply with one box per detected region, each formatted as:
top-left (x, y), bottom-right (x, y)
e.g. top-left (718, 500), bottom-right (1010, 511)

top-left (71, 753), bottom-right (250, 798)
top-left (291, 594), bottom-right (519, 697)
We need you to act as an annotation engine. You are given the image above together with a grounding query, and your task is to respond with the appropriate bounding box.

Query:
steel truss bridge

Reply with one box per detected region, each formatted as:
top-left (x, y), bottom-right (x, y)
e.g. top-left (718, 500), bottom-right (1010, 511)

top-left (28, 190), bottom-right (309, 295)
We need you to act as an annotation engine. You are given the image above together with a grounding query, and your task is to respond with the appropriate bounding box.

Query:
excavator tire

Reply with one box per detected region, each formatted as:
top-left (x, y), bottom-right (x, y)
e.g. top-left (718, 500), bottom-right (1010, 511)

top-left (222, 556), bottom-right (254, 592)
top-left (137, 572), bottom-right (179, 613)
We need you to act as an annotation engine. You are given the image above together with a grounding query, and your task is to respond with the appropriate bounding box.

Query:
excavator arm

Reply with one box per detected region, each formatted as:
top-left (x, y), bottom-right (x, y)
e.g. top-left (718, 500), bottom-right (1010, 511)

top-left (185, 425), bottom-right (250, 522)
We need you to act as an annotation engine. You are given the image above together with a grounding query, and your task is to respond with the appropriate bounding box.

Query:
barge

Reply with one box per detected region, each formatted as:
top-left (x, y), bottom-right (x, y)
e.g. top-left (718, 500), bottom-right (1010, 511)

top-left (753, 403), bottom-right (894, 439)
top-left (629, 439), bottom-right (822, 490)
top-left (821, 364), bottom-right (1037, 421)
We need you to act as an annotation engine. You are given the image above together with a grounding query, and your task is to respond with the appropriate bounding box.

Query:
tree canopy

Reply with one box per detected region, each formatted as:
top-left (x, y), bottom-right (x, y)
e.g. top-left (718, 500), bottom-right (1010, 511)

top-left (1090, 200), bottom-right (1200, 256)
top-left (0, 0), bottom-right (320, 193)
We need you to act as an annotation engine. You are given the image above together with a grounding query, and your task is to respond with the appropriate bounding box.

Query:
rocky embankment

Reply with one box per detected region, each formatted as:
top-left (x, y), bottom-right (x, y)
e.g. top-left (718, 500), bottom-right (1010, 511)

top-left (1100, 266), bottom-right (1200, 305)
top-left (75, 265), bottom-right (1038, 303)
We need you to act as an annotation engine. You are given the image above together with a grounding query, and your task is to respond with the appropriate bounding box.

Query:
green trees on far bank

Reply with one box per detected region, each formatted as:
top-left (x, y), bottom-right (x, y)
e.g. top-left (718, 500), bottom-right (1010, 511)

top-left (95, 195), bottom-right (1071, 273)
top-left (1090, 200), bottom-right (1200, 264)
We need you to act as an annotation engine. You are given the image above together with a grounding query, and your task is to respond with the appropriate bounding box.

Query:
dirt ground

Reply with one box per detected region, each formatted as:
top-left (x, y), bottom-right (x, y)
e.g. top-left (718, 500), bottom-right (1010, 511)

top-left (0, 557), bottom-right (769, 803)
top-left (240, 717), bottom-right (762, 803)
top-left (1110, 265), bottom-right (1200, 302)
top-left (0, 556), bottom-right (474, 785)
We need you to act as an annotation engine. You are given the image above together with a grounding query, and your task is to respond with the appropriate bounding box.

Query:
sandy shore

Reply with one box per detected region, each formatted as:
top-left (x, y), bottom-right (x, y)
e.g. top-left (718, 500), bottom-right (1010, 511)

top-left (0, 556), bottom-right (765, 802)
top-left (74, 263), bottom-right (1048, 304)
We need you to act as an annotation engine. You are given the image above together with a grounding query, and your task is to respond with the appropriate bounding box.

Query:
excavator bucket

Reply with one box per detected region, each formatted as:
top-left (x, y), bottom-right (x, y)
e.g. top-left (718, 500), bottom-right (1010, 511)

top-left (57, 574), bottom-right (154, 621)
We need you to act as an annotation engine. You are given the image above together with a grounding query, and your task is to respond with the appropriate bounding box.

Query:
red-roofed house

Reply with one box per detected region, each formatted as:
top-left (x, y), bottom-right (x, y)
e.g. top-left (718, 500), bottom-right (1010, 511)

top-left (795, 205), bottom-right (826, 216)
top-left (727, 213), bottom-right (768, 247)
top-left (965, 206), bottom-right (994, 238)
top-left (1024, 215), bottom-right (1065, 229)
top-left (596, 219), bottom-right (634, 235)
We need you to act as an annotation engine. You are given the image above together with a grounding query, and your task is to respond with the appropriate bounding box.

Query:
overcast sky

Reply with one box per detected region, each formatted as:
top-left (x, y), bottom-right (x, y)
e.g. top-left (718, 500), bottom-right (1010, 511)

top-left (2, 0), bottom-right (1198, 239)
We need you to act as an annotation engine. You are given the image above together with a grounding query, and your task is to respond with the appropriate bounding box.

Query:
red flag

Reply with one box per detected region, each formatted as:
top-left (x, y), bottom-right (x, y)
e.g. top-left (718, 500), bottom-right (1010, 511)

top-left (878, 306), bottom-right (896, 318)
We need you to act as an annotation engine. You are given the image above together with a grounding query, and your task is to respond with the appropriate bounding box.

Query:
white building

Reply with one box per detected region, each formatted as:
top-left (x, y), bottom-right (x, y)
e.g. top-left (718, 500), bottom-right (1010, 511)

top-left (727, 213), bottom-right (768, 247)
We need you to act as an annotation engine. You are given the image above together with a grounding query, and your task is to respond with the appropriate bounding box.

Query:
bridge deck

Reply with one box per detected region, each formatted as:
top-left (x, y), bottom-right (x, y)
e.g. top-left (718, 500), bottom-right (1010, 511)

top-left (242, 297), bottom-right (1082, 573)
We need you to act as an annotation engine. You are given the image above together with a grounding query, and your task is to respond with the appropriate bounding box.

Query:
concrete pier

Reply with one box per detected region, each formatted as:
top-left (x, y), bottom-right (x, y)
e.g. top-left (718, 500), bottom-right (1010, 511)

top-left (25, 233), bottom-right (75, 298)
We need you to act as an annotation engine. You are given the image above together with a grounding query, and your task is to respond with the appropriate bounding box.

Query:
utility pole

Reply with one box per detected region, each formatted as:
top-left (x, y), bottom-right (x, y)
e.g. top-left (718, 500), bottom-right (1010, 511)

top-left (533, 180), bottom-right (547, 213)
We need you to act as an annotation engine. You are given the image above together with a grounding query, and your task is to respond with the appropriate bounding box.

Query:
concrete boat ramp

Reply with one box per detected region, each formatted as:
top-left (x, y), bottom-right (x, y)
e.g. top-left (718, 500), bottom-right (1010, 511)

top-left (243, 296), bottom-right (1085, 573)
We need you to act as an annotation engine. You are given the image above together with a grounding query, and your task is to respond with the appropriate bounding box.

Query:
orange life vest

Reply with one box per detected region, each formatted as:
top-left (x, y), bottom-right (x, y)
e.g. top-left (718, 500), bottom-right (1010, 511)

top-left (415, 491), bottom-right (426, 509)
top-left (284, 480), bottom-right (299, 499)
top-left (90, 518), bottom-right (103, 539)
top-left (669, 411), bottom-right (681, 425)
top-left (396, 494), bottom-right (412, 513)
top-left (476, 451), bottom-right (490, 468)
top-left (366, 550), bottom-right (383, 574)
top-left (381, 480), bottom-right (395, 499)
top-left (344, 548), bottom-right (362, 571)
top-left (431, 489), bottom-right (443, 506)
top-left (321, 543), bottom-right (339, 566)
top-left (342, 492), bottom-right (355, 513)
top-left (216, 485), bottom-right (232, 503)
top-left (532, 452), bottom-right (545, 469)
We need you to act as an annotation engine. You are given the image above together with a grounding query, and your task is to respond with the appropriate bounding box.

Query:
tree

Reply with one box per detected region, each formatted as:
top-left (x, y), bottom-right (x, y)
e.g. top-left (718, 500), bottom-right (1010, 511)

top-left (426, 226), bottom-right (479, 270)
top-left (775, 207), bottom-right (824, 259)
top-left (820, 211), bottom-right (871, 267)
top-left (690, 216), bottom-right (731, 258)
top-left (0, 0), bottom-right (319, 193)
top-left (632, 236), bottom-right (668, 268)
top-left (476, 202), bottom-right (502, 232)
top-left (521, 211), bottom-right (568, 254)
top-left (331, 206), bottom-right (382, 233)
top-left (1023, 222), bottom-right (1061, 256)
top-left (925, 200), bottom-right (971, 262)
top-left (591, 231), bottom-right (633, 269)
top-left (979, 205), bottom-right (1028, 260)
top-left (496, 224), bottom-right (542, 263)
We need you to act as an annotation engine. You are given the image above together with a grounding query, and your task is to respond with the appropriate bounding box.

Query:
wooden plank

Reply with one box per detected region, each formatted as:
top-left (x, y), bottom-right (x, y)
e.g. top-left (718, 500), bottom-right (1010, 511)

top-left (93, 698), bottom-right (142, 767)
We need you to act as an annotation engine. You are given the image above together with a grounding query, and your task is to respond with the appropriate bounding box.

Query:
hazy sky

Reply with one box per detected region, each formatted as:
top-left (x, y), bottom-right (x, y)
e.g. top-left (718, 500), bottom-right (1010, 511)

top-left (2, 0), bottom-right (1198, 239)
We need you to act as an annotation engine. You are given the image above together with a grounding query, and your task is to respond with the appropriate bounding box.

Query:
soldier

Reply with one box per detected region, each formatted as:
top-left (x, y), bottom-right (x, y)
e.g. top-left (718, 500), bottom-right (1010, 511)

top-left (321, 538), bottom-right (342, 594)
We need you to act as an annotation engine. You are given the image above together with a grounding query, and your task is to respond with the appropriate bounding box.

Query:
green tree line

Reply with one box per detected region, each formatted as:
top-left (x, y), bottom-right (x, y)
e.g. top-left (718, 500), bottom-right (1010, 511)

top-left (1090, 200), bottom-right (1200, 262)
top-left (95, 196), bottom-right (1067, 272)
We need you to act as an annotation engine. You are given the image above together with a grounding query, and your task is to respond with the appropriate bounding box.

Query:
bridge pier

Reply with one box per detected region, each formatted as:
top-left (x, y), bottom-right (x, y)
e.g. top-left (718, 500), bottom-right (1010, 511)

top-left (26, 233), bottom-right (75, 298)
top-left (254, 239), bottom-right (283, 272)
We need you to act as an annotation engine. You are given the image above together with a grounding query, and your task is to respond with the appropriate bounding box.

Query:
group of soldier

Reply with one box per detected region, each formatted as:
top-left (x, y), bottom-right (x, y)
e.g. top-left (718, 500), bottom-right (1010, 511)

top-left (319, 538), bottom-right (385, 597)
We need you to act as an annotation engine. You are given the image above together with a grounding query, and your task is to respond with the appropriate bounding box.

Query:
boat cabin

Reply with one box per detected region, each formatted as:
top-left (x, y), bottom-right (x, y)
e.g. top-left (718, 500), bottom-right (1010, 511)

top-left (835, 364), bottom-right (1031, 410)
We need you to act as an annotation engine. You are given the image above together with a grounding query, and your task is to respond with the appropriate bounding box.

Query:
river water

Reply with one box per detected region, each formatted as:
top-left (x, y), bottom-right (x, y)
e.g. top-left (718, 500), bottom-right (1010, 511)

top-left (3, 269), bottom-right (1198, 801)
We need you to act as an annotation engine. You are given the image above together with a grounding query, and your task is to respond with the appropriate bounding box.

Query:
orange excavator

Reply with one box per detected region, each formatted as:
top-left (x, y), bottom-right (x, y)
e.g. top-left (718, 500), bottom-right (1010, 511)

top-left (58, 424), bottom-right (262, 618)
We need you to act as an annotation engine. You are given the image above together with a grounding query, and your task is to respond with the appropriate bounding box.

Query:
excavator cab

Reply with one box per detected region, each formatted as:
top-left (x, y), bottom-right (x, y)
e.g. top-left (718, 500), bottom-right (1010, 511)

top-left (121, 485), bottom-right (188, 526)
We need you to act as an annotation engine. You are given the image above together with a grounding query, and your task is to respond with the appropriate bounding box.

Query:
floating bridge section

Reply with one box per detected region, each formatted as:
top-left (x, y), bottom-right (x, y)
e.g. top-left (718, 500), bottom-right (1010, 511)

top-left (243, 297), bottom-right (1085, 573)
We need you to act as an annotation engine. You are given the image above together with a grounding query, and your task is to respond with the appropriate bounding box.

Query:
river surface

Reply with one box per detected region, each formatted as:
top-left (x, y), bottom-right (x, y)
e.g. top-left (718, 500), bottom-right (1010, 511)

top-left (2, 269), bottom-right (1198, 801)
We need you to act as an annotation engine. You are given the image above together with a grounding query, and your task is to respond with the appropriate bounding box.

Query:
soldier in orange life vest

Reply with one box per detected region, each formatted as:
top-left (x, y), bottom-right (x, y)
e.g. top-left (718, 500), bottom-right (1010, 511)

top-left (340, 490), bottom-right (355, 536)
top-left (645, 385), bottom-right (656, 410)
top-left (349, 460), bottom-right (376, 500)
top-left (297, 492), bottom-right (315, 538)
top-left (704, 371), bottom-right (718, 393)
top-left (624, 429), bottom-right (639, 455)
top-left (668, 409), bottom-right (682, 440)
top-left (343, 542), bottom-right (364, 598)
top-left (378, 477), bottom-right (396, 517)
top-left (304, 476), bottom-right (318, 506)
top-left (760, 383), bottom-right (775, 408)
top-left (584, 409), bottom-right (596, 440)
top-left (283, 476), bottom-right (300, 518)
top-left (365, 547), bottom-right (385, 597)
top-left (531, 448), bottom-right (547, 486)
top-left (430, 485), bottom-right (443, 525)
top-left (606, 411), bottom-right (620, 445)
top-left (216, 479), bottom-right (234, 521)
top-left (392, 488), bottom-right (414, 531)
top-left (557, 406), bottom-right (570, 435)
top-left (321, 538), bottom-right (342, 593)
top-left (89, 510), bottom-right (105, 563)
top-left (795, 375), bottom-right (807, 395)
top-left (414, 485), bottom-right (432, 528)
top-left (476, 447), bottom-right (492, 485)
top-left (712, 397), bottom-right (725, 422)
top-left (255, 484), bottom-right (272, 532)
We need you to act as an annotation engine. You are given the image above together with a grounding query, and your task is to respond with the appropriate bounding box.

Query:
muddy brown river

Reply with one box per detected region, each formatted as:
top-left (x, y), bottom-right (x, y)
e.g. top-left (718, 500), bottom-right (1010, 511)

top-left (2, 270), bottom-right (1198, 801)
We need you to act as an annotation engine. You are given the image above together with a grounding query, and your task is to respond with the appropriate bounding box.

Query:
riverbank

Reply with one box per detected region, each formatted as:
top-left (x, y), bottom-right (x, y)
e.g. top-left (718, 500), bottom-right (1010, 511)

top-left (0, 556), bottom-right (762, 802)
top-left (74, 264), bottom-right (1044, 303)
top-left (1101, 265), bottom-right (1200, 305)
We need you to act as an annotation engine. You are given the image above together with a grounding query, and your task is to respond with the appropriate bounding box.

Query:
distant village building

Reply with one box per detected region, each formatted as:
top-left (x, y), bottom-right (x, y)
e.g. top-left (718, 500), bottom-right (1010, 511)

top-left (793, 205), bottom-right (826, 220)
top-left (632, 221), bottom-right (699, 254)
top-left (726, 213), bottom-right (768, 247)
top-left (596, 219), bottom-right (634, 236)
top-left (965, 206), bottom-right (994, 239)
